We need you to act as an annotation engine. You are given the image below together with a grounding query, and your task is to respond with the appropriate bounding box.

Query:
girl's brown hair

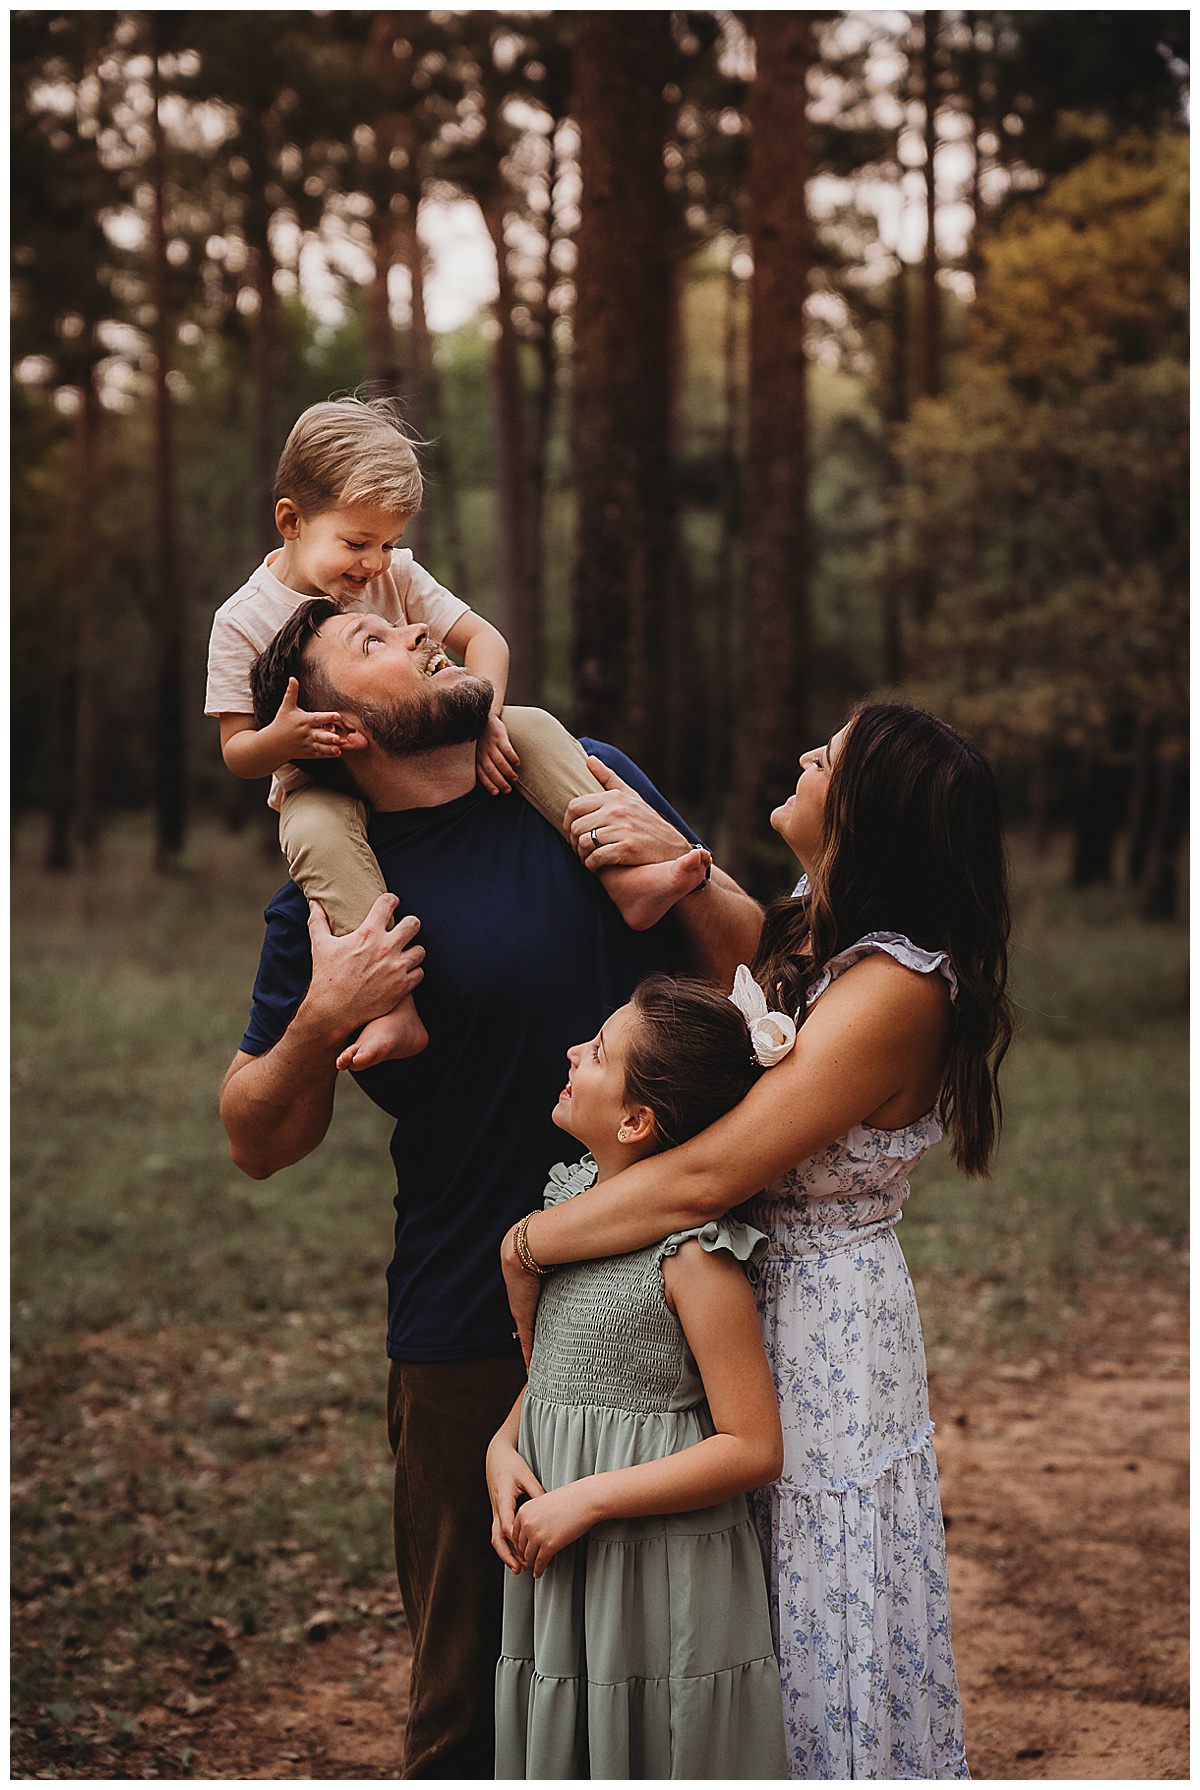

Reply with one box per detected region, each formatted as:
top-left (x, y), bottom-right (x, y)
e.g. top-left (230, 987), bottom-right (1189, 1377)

top-left (623, 976), bottom-right (762, 1152)
top-left (752, 701), bottom-right (1012, 1177)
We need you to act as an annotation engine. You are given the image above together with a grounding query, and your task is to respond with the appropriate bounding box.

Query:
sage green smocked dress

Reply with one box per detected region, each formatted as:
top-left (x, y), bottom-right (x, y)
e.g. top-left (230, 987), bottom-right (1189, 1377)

top-left (494, 1157), bottom-right (788, 1780)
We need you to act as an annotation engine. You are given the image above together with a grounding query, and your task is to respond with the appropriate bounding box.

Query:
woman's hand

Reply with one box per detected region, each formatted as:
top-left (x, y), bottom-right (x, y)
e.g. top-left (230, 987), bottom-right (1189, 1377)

top-left (486, 1434), bottom-right (545, 1574)
top-left (566, 756), bottom-right (690, 870)
top-left (501, 1224), bottom-right (542, 1366)
top-left (511, 1481), bottom-right (598, 1579)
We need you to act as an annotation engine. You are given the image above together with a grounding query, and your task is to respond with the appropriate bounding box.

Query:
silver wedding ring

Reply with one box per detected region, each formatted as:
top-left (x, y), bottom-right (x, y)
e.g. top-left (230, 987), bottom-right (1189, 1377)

top-left (590, 828), bottom-right (600, 847)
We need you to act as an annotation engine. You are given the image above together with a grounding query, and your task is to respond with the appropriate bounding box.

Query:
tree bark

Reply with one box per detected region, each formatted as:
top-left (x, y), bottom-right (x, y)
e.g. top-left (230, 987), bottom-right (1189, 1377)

top-left (1139, 741), bottom-right (1186, 921)
top-left (149, 25), bottom-right (187, 866)
top-left (483, 195), bottom-right (540, 703)
top-left (570, 11), bottom-right (674, 775)
top-left (919, 11), bottom-right (941, 400)
top-left (72, 376), bottom-right (100, 850)
top-left (881, 257), bottom-right (909, 683)
top-left (728, 12), bottom-right (812, 887)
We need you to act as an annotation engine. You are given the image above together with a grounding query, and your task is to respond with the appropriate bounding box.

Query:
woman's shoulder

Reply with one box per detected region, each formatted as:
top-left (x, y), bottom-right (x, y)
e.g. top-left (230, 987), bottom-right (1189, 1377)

top-left (807, 933), bottom-right (958, 1010)
top-left (803, 945), bottom-right (954, 1046)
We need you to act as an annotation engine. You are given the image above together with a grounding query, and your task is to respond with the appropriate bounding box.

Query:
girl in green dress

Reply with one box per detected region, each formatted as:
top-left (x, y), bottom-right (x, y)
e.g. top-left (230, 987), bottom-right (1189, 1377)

top-left (487, 975), bottom-right (790, 1779)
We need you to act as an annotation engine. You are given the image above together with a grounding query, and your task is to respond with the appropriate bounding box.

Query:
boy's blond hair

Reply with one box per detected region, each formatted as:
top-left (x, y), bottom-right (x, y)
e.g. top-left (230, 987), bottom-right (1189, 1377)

top-left (274, 396), bottom-right (424, 519)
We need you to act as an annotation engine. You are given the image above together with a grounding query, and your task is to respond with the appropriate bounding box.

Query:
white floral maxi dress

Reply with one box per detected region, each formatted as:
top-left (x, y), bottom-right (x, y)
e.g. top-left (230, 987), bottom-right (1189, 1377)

top-left (748, 930), bottom-right (970, 1780)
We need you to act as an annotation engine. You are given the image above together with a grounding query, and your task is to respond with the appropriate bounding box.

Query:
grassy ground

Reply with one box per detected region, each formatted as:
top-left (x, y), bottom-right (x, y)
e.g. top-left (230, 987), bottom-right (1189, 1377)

top-left (10, 814), bottom-right (1187, 1776)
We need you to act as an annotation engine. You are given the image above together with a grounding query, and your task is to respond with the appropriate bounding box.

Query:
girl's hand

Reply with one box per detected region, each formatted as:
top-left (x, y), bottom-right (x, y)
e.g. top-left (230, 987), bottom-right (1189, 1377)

top-left (511, 1481), bottom-right (597, 1579)
top-left (271, 676), bottom-right (352, 760)
top-left (486, 1436), bottom-right (545, 1574)
top-left (501, 1224), bottom-right (542, 1366)
top-left (476, 713), bottom-right (521, 795)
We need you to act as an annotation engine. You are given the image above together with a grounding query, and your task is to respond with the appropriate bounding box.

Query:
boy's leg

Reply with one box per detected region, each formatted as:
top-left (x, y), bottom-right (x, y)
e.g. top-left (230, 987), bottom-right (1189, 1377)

top-left (279, 785), bottom-right (427, 1064)
top-left (278, 784), bottom-right (387, 936)
top-left (500, 705), bottom-right (601, 830)
top-left (501, 707), bottom-right (711, 931)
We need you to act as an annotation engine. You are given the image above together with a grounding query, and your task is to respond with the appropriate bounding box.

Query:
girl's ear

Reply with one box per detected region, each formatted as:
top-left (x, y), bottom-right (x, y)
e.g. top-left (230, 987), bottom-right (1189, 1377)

top-left (616, 1104), bottom-right (656, 1146)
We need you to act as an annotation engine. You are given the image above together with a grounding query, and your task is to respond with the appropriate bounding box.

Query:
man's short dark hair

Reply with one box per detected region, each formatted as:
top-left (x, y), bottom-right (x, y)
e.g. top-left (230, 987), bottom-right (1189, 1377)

top-left (249, 597), bottom-right (357, 793)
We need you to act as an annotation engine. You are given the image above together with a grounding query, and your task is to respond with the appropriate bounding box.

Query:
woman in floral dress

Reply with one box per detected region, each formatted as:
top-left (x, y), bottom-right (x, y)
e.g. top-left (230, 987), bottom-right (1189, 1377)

top-left (503, 702), bottom-right (1013, 1778)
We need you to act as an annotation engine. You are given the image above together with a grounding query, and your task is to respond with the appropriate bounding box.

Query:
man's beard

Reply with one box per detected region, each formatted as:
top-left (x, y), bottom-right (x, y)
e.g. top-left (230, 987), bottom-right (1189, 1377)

top-left (355, 673), bottom-right (494, 759)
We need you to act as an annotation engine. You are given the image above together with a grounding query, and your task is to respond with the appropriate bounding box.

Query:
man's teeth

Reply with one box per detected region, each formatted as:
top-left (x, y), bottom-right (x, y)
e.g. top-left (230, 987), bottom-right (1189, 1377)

top-left (426, 651), bottom-right (450, 674)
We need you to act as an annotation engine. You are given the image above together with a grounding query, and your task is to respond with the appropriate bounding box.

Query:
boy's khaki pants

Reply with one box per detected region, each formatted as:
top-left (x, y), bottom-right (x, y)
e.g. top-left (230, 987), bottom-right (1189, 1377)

top-left (387, 1352), bottom-right (527, 1778)
top-left (279, 708), bottom-right (602, 936)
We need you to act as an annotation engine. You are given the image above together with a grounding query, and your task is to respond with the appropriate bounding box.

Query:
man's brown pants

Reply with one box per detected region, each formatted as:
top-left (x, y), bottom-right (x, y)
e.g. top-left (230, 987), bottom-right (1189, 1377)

top-left (387, 1353), bottom-right (528, 1779)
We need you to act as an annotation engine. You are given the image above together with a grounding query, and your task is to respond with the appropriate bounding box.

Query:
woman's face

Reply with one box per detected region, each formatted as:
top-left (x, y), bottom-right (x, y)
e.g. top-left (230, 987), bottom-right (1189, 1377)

top-left (771, 725), bottom-right (847, 869)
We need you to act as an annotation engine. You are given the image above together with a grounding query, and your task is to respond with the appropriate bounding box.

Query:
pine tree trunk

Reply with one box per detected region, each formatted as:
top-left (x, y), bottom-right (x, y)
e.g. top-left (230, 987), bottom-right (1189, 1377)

top-left (72, 376), bottom-right (99, 850)
top-left (483, 195), bottom-right (539, 702)
top-left (706, 256), bottom-right (743, 824)
top-left (241, 106), bottom-right (278, 556)
top-left (1139, 742), bottom-right (1186, 921)
top-left (728, 12), bottom-right (812, 887)
top-left (150, 28), bottom-right (187, 866)
top-left (400, 205), bottom-right (434, 566)
top-left (881, 259), bottom-right (909, 683)
top-left (919, 11), bottom-right (941, 400)
top-left (570, 11), bottom-right (674, 775)
top-left (369, 205), bottom-right (400, 398)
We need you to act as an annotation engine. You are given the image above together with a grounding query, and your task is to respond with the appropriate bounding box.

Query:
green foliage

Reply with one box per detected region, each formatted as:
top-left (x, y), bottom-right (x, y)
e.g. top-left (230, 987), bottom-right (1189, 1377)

top-left (975, 132), bottom-right (1189, 386)
top-left (896, 131), bottom-right (1189, 758)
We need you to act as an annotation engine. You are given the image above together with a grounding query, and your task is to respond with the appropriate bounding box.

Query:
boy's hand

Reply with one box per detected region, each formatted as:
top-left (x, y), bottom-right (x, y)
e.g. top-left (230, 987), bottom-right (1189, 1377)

top-left (271, 676), bottom-right (352, 761)
top-left (486, 1436), bottom-right (545, 1574)
top-left (476, 713), bottom-right (520, 795)
top-left (511, 1481), bottom-right (597, 1579)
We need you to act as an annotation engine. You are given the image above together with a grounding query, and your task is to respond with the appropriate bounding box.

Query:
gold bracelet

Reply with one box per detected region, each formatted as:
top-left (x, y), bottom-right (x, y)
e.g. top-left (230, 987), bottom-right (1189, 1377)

top-left (514, 1212), bottom-right (556, 1278)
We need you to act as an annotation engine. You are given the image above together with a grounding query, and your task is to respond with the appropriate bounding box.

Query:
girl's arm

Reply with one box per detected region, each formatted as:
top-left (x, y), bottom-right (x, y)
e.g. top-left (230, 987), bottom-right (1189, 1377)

top-left (511, 1243), bottom-right (781, 1578)
top-left (219, 678), bottom-right (350, 781)
top-left (443, 613), bottom-right (517, 794)
top-left (503, 953), bottom-right (952, 1355)
top-left (486, 1388), bottom-right (546, 1574)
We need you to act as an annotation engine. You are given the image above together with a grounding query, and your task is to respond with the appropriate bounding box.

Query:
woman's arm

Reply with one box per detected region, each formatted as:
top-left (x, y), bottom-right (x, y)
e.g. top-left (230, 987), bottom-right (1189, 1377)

top-left (510, 1244), bottom-right (781, 1578)
top-left (505, 953), bottom-right (951, 1327)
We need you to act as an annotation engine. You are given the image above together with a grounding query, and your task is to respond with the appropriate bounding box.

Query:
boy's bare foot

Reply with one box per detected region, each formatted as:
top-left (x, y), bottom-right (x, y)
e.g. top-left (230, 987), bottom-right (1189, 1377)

top-left (337, 993), bottom-right (429, 1071)
top-left (600, 848), bottom-right (713, 932)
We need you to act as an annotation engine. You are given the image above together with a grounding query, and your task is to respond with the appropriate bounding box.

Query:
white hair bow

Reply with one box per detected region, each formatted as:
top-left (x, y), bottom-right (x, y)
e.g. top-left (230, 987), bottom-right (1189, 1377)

top-left (729, 965), bottom-right (797, 1068)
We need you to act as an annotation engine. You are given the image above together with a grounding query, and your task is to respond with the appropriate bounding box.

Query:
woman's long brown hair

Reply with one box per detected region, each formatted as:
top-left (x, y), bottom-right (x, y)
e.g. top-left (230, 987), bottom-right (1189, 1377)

top-left (751, 702), bottom-right (1013, 1177)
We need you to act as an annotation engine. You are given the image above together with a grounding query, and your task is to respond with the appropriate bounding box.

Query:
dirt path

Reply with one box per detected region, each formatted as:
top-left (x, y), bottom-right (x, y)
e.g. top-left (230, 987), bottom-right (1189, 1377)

top-left (934, 1301), bottom-right (1188, 1780)
top-left (15, 1297), bottom-right (1187, 1780)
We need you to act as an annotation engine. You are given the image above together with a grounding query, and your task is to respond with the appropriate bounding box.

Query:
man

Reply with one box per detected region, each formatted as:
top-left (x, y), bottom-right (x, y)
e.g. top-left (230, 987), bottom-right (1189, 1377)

top-left (220, 599), bottom-right (760, 1777)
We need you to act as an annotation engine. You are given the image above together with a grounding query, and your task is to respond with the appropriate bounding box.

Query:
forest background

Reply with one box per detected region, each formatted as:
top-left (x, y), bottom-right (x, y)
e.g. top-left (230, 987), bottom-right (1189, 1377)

top-left (10, 8), bottom-right (1191, 1781)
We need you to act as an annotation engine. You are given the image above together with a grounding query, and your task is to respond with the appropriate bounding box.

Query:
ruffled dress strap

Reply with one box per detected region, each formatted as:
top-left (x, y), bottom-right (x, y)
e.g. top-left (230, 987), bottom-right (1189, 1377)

top-left (542, 1154), bottom-right (599, 1207)
top-left (806, 931), bottom-right (959, 1007)
top-left (658, 1215), bottom-right (769, 1279)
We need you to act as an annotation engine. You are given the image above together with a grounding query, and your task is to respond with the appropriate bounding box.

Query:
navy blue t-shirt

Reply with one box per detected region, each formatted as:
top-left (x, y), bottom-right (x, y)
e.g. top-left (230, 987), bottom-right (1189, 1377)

top-left (239, 742), bottom-right (701, 1363)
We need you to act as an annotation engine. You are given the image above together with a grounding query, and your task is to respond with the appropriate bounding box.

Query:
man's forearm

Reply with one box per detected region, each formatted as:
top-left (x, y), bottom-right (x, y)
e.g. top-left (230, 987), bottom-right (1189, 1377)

top-left (674, 866), bottom-right (763, 989)
top-left (221, 1003), bottom-right (342, 1178)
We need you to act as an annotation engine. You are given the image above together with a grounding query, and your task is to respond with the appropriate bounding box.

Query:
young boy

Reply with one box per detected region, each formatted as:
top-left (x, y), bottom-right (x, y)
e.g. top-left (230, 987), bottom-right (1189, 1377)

top-left (205, 397), bottom-right (709, 1069)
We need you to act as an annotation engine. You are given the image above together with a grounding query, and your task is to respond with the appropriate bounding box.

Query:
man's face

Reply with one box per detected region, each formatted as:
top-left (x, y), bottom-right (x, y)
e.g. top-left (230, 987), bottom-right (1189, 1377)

top-left (307, 613), bottom-right (493, 757)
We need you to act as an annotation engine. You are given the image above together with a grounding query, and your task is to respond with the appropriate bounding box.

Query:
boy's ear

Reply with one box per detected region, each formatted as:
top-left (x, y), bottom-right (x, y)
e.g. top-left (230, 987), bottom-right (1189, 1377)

top-left (616, 1105), bottom-right (656, 1146)
top-left (275, 497), bottom-right (301, 539)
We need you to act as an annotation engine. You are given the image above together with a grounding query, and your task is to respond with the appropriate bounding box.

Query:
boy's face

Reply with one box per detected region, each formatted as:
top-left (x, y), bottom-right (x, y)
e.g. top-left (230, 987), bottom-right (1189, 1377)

top-left (275, 499), bottom-right (410, 603)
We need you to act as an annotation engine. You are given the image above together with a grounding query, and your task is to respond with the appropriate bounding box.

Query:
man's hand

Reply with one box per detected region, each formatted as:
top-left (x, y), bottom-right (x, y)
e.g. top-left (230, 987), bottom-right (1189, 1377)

top-left (476, 713), bottom-right (521, 795)
top-left (501, 1225), bottom-right (542, 1366)
top-left (304, 895), bottom-right (425, 1042)
top-left (511, 1480), bottom-right (597, 1579)
top-left (566, 756), bottom-right (690, 869)
top-left (486, 1435), bottom-right (545, 1574)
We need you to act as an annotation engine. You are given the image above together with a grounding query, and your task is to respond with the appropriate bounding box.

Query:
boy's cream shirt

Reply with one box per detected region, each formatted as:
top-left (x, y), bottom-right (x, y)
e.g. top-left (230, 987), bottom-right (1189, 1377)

top-left (205, 548), bottom-right (469, 809)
